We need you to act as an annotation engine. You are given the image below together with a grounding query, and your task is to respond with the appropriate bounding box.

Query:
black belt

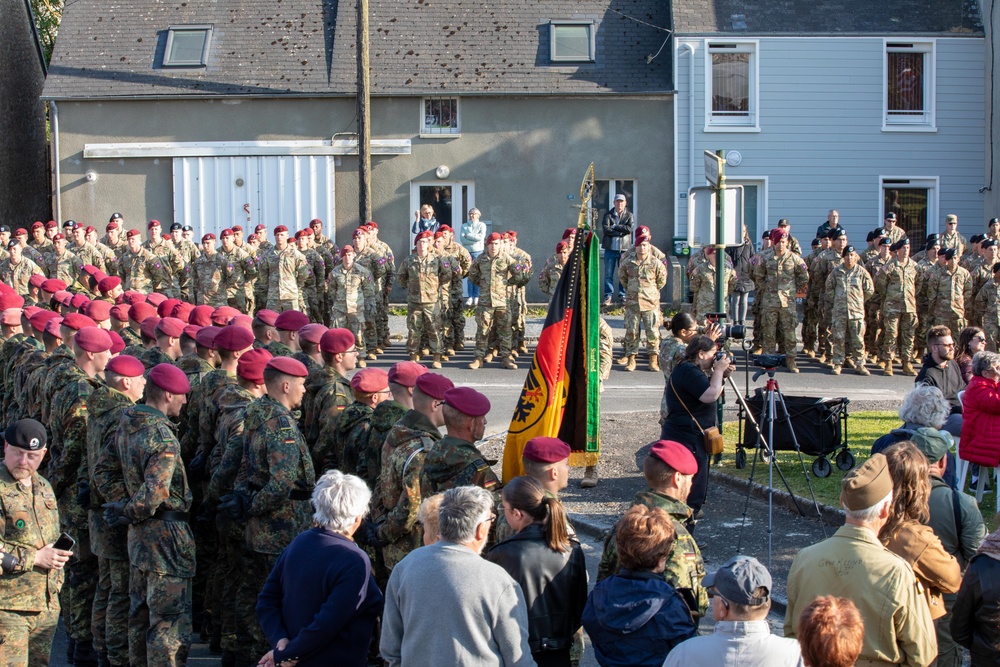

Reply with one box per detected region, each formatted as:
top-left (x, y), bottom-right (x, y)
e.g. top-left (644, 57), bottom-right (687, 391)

top-left (288, 489), bottom-right (311, 501)
top-left (152, 509), bottom-right (190, 522)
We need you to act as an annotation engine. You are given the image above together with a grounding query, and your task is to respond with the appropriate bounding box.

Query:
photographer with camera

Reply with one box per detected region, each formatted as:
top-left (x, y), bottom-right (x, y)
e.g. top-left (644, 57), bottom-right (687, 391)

top-left (661, 335), bottom-right (732, 519)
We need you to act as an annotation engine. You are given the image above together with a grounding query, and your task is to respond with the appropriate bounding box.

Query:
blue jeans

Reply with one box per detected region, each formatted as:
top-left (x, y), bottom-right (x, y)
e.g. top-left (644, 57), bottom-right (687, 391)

top-left (465, 251), bottom-right (482, 298)
top-left (603, 249), bottom-right (623, 301)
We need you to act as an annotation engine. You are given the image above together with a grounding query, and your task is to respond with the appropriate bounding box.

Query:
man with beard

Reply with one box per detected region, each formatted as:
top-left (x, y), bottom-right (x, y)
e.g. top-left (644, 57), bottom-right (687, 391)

top-left (915, 325), bottom-right (966, 437)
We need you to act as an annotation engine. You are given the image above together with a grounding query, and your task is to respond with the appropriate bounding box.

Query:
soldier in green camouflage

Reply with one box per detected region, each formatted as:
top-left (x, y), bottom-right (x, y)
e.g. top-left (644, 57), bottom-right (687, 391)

top-left (168, 223), bottom-right (200, 301)
top-left (504, 232), bottom-right (534, 355)
top-left (44, 233), bottom-right (80, 285)
top-left (143, 221), bottom-right (187, 299)
top-left (99, 220), bottom-right (127, 277)
top-left (596, 440), bottom-right (708, 620)
top-left (825, 246), bottom-right (874, 375)
top-left (689, 246), bottom-right (735, 326)
top-left (914, 237), bottom-right (942, 361)
top-left (968, 239), bottom-right (998, 326)
top-left (295, 229), bottom-right (327, 325)
top-left (863, 238), bottom-right (892, 359)
top-left (977, 263), bottom-right (1000, 350)
top-left (420, 386), bottom-right (500, 497)
top-left (438, 226), bottom-right (472, 353)
top-left (875, 239), bottom-right (919, 376)
top-left (119, 230), bottom-right (171, 294)
top-left (618, 233), bottom-right (667, 372)
top-left (882, 212), bottom-right (908, 246)
top-left (303, 329), bottom-right (357, 455)
top-left (538, 241), bottom-right (570, 298)
top-left (29, 221), bottom-right (54, 255)
top-left (926, 248), bottom-right (973, 333)
top-left (0, 242), bottom-right (45, 296)
top-left (467, 233), bottom-right (524, 370)
top-left (219, 229), bottom-right (258, 314)
top-left (801, 237), bottom-right (825, 356)
top-left (320, 368), bottom-right (390, 479)
top-left (939, 214), bottom-right (968, 255)
top-left (256, 226), bottom-right (310, 313)
top-left (307, 219), bottom-right (339, 318)
top-left (752, 230), bottom-right (809, 372)
top-left (362, 222), bottom-right (396, 350)
top-left (191, 234), bottom-right (235, 307)
top-left (810, 228), bottom-right (847, 364)
top-left (397, 231), bottom-right (451, 369)
top-left (0, 419), bottom-right (70, 667)
top-left (68, 223), bottom-right (106, 275)
top-left (960, 235), bottom-right (984, 273)
top-left (326, 245), bottom-right (376, 361)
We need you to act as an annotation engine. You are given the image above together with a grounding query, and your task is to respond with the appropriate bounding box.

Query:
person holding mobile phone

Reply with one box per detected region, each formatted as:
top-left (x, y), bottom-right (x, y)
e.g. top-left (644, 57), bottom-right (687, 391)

top-left (0, 418), bottom-right (72, 666)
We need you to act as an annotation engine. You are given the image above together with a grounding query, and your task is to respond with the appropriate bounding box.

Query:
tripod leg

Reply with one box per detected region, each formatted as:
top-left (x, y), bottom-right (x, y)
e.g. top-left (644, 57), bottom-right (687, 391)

top-left (773, 391), bottom-right (830, 537)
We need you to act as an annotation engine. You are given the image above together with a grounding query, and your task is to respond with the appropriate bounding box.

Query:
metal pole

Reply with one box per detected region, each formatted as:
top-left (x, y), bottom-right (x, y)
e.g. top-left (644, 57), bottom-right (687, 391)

top-left (357, 0), bottom-right (372, 224)
top-left (715, 149), bottom-right (726, 431)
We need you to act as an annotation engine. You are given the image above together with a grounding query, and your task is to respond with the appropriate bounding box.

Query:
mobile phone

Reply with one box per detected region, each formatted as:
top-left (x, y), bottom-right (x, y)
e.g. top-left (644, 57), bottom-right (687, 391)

top-left (53, 533), bottom-right (75, 551)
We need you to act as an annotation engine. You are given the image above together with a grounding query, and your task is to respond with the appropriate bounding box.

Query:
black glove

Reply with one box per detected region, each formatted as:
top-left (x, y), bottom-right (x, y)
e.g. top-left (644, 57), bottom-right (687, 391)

top-left (353, 518), bottom-right (383, 549)
top-left (217, 492), bottom-right (249, 520)
top-left (0, 552), bottom-right (19, 574)
top-left (76, 479), bottom-right (91, 508)
top-left (102, 501), bottom-right (131, 528)
top-left (187, 452), bottom-right (206, 481)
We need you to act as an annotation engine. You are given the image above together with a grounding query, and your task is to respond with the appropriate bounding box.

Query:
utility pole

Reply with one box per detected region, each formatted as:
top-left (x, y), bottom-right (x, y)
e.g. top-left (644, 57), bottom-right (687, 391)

top-left (357, 0), bottom-right (372, 224)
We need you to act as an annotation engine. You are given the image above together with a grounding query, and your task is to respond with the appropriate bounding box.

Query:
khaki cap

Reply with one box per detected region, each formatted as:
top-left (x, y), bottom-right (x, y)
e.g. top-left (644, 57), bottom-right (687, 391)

top-left (841, 453), bottom-right (892, 511)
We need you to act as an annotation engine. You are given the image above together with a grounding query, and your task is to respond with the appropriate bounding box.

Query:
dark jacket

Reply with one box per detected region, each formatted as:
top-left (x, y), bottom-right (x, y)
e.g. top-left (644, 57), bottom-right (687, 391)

top-left (871, 425), bottom-right (957, 489)
top-left (601, 209), bottom-right (635, 251)
top-left (256, 527), bottom-right (384, 667)
top-left (726, 238), bottom-right (756, 292)
top-left (582, 570), bottom-right (697, 667)
top-left (915, 354), bottom-right (966, 413)
top-left (487, 523), bottom-right (588, 655)
top-left (951, 553), bottom-right (1000, 665)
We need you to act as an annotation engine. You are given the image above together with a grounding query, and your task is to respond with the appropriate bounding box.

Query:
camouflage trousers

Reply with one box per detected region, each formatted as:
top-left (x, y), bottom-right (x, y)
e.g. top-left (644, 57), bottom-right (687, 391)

top-left (864, 305), bottom-right (881, 355)
top-left (879, 311), bottom-right (916, 363)
top-left (213, 524), bottom-right (243, 654)
top-left (933, 315), bottom-right (967, 336)
top-left (474, 306), bottom-right (512, 358)
top-left (511, 287), bottom-right (528, 348)
top-left (228, 292), bottom-right (250, 315)
top-left (93, 556), bottom-right (130, 666)
top-left (0, 609), bottom-right (59, 667)
top-left (332, 312), bottom-right (367, 355)
top-left (65, 517), bottom-right (98, 642)
top-left (818, 303), bottom-right (832, 359)
top-left (623, 306), bottom-right (661, 355)
top-left (986, 322), bottom-right (1000, 353)
top-left (801, 300), bottom-right (819, 353)
top-left (446, 289), bottom-right (467, 349)
top-left (305, 289), bottom-right (324, 326)
top-left (267, 298), bottom-right (304, 313)
top-left (191, 509), bottom-right (217, 640)
top-left (128, 568), bottom-right (192, 667)
top-left (235, 551), bottom-right (277, 666)
top-left (830, 317), bottom-right (865, 366)
top-left (406, 302), bottom-right (442, 354)
top-left (759, 305), bottom-right (798, 355)
top-left (377, 287), bottom-right (391, 346)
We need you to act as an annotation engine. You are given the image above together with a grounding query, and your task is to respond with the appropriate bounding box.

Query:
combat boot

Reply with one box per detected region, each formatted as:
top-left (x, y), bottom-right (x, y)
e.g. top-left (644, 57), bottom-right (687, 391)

top-left (831, 364), bottom-right (842, 375)
top-left (357, 358), bottom-right (367, 368)
top-left (382, 337), bottom-right (393, 348)
top-left (883, 361), bottom-right (893, 376)
top-left (518, 342), bottom-right (530, 354)
top-left (856, 363), bottom-right (870, 376)
top-left (484, 351), bottom-right (495, 363)
top-left (901, 360), bottom-right (917, 376)
top-left (455, 341), bottom-right (465, 351)
top-left (649, 353), bottom-right (660, 372)
top-left (786, 358), bottom-right (800, 374)
top-left (616, 353), bottom-right (631, 365)
top-left (366, 352), bottom-right (377, 361)
top-left (421, 347), bottom-right (430, 356)
top-left (374, 347), bottom-right (384, 355)
top-left (502, 356), bottom-right (517, 370)
top-left (803, 348), bottom-right (815, 358)
top-left (817, 352), bottom-right (828, 365)
top-left (409, 353), bottom-right (420, 362)
top-left (581, 465), bottom-right (598, 488)
top-left (625, 355), bottom-right (637, 372)
top-left (468, 357), bottom-right (483, 369)
top-left (432, 354), bottom-right (443, 369)
top-left (446, 348), bottom-right (456, 357)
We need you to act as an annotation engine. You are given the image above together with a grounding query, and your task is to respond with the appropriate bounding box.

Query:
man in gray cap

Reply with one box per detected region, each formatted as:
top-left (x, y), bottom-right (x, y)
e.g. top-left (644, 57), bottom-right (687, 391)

top-left (785, 453), bottom-right (936, 666)
top-left (664, 555), bottom-right (801, 667)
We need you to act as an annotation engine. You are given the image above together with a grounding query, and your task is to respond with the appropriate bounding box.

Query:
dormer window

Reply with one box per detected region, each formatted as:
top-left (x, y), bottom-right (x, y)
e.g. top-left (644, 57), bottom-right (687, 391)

top-left (163, 25), bottom-right (213, 67)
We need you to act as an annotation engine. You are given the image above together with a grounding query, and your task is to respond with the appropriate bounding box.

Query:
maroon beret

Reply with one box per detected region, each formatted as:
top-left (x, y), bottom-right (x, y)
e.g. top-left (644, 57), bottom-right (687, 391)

top-left (649, 440), bottom-right (698, 475)
top-left (414, 372), bottom-right (454, 400)
top-left (211, 306), bottom-right (241, 326)
top-left (54, 291), bottom-right (74, 307)
top-left (194, 326), bottom-right (219, 349)
top-left (487, 232), bottom-right (502, 243)
top-left (148, 363), bottom-right (191, 394)
top-left (254, 309), bottom-right (279, 327)
top-left (40, 278), bottom-right (67, 294)
top-left (214, 325), bottom-right (255, 352)
top-left (83, 300), bottom-right (112, 322)
top-left (51, 233), bottom-right (65, 241)
top-left (62, 312), bottom-right (97, 331)
top-left (81, 264), bottom-right (99, 276)
top-left (108, 330), bottom-right (125, 355)
top-left (1, 308), bottom-right (22, 326)
top-left (157, 299), bottom-right (182, 318)
top-left (97, 276), bottom-right (122, 293)
top-left (255, 224), bottom-right (267, 233)
top-left (109, 304), bottom-right (130, 322)
top-left (230, 314), bottom-right (253, 330)
top-left (22, 305), bottom-right (41, 319)
top-left (188, 305), bottom-right (214, 327)
top-left (265, 356), bottom-right (308, 378)
top-left (274, 309), bottom-right (310, 331)
top-left (106, 354), bottom-right (144, 377)
top-left (523, 437), bottom-right (571, 463)
top-left (202, 233), bottom-right (216, 243)
top-left (121, 291), bottom-right (146, 305)
top-left (562, 228), bottom-right (577, 240)
top-left (44, 317), bottom-right (64, 336)
top-left (71, 293), bottom-right (91, 309)
top-left (339, 245), bottom-right (355, 257)
top-left (351, 368), bottom-right (390, 393)
top-left (156, 317), bottom-right (186, 338)
top-left (273, 225), bottom-right (288, 234)
top-left (415, 231), bottom-right (432, 242)
top-left (147, 220), bottom-right (161, 230)
top-left (388, 361), bottom-right (427, 387)
top-left (171, 302), bottom-right (193, 323)
top-left (220, 228), bottom-right (234, 238)
top-left (443, 386), bottom-right (491, 417)
top-left (237, 348), bottom-right (272, 383)
top-left (125, 229), bottom-right (141, 239)
top-left (74, 326), bottom-right (113, 353)
top-left (139, 316), bottom-right (161, 339)
top-left (28, 310), bottom-right (58, 332)
top-left (181, 325), bottom-right (201, 340)
top-left (28, 273), bottom-right (46, 289)
top-left (232, 225), bottom-right (243, 233)
top-left (146, 293), bottom-right (167, 307)
top-left (0, 293), bottom-right (25, 311)
top-left (128, 302), bottom-right (158, 324)
top-left (769, 229), bottom-right (788, 244)
top-left (352, 228), bottom-right (366, 239)
top-left (319, 328), bottom-right (355, 354)
top-left (0, 283), bottom-right (14, 297)
top-left (298, 323), bottom-right (328, 345)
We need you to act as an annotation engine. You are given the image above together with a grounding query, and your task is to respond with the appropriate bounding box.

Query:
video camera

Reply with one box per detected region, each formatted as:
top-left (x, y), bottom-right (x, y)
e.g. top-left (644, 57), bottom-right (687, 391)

top-left (754, 353), bottom-right (786, 369)
top-left (706, 312), bottom-right (747, 340)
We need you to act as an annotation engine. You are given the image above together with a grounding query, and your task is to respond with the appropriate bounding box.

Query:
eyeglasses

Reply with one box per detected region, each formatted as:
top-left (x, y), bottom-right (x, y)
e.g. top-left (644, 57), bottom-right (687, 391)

top-left (974, 336), bottom-right (987, 342)
top-left (936, 342), bottom-right (955, 348)
top-left (948, 222), bottom-right (958, 225)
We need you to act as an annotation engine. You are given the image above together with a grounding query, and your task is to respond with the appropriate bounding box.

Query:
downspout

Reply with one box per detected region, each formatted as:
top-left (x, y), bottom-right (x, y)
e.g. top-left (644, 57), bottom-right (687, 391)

top-left (51, 101), bottom-right (61, 222)
top-left (681, 43), bottom-right (695, 195)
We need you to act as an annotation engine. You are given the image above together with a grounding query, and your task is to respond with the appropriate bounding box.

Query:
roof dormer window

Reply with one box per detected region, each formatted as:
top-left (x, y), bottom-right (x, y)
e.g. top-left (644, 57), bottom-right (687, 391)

top-left (163, 25), bottom-right (213, 68)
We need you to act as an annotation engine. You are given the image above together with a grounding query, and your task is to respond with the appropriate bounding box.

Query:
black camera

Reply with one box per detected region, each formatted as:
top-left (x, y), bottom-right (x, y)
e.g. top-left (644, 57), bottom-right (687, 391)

top-left (754, 353), bottom-right (786, 368)
top-left (706, 312), bottom-right (747, 340)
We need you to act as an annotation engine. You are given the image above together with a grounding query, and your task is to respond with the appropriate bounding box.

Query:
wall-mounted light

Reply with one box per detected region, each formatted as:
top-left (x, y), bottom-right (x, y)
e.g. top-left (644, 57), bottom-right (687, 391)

top-left (85, 170), bottom-right (98, 183)
top-left (435, 165), bottom-right (450, 179)
top-left (235, 178), bottom-right (245, 187)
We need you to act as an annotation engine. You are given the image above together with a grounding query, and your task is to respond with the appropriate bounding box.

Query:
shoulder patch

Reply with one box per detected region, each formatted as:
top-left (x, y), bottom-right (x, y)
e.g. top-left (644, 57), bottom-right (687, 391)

top-left (157, 423), bottom-right (174, 443)
top-left (278, 415), bottom-right (293, 430)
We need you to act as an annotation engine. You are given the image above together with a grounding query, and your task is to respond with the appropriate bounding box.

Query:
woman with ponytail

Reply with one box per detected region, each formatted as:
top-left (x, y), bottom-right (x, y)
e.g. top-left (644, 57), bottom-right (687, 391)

top-left (486, 476), bottom-right (588, 667)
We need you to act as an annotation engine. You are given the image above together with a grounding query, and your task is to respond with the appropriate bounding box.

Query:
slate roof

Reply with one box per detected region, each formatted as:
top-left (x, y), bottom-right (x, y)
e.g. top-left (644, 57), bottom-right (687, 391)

top-left (42, 0), bottom-right (673, 99)
top-left (673, 0), bottom-right (983, 35)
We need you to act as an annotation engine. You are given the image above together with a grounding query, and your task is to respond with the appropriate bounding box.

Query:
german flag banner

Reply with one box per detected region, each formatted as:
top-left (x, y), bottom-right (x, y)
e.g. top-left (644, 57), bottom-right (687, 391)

top-left (502, 165), bottom-right (601, 481)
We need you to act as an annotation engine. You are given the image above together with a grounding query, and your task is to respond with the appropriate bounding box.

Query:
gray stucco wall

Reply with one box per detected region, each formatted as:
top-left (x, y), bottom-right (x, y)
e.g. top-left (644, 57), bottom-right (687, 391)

top-left (53, 95), bottom-right (674, 301)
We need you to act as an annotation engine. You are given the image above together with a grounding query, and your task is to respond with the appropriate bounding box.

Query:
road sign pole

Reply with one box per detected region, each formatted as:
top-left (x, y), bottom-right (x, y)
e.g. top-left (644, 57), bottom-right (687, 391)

top-left (714, 150), bottom-right (726, 437)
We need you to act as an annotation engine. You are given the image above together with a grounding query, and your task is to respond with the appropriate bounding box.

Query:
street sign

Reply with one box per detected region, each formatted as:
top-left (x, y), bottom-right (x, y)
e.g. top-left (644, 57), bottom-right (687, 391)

top-left (687, 185), bottom-right (743, 247)
top-left (704, 150), bottom-right (723, 187)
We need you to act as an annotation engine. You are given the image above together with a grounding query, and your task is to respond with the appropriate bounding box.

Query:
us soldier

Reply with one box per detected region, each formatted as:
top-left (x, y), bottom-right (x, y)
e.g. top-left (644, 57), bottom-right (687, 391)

top-left (420, 386), bottom-right (500, 496)
top-left (101, 364), bottom-right (194, 667)
top-left (538, 241), bottom-right (570, 298)
top-left (295, 228), bottom-right (326, 325)
top-left (882, 211), bottom-right (908, 246)
top-left (748, 231), bottom-right (773, 353)
top-left (467, 233), bottom-right (523, 370)
top-left (256, 226), bottom-right (310, 313)
top-left (596, 440), bottom-right (708, 620)
top-left (253, 224), bottom-right (272, 252)
top-left (45, 233), bottom-right (79, 285)
top-left (689, 246), bottom-right (735, 326)
top-left (119, 230), bottom-right (170, 294)
top-left (305, 328), bottom-right (357, 452)
top-left (142, 221), bottom-right (186, 299)
top-left (0, 419), bottom-right (71, 667)
top-left (801, 237), bottom-right (824, 357)
top-left (914, 236), bottom-right (942, 360)
top-left (437, 225), bottom-right (472, 354)
top-left (378, 372), bottom-right (453, 569)
top-left (29, 220), bottom-right (54, 255)
top-left (863, 237), bottom-right (892, 360)
top-left (960, 235), bottom-right (984, 273)
top-left (861, 228), bottom-right (888, 266)
top-left (825, 246), bottom-right (874, 376)
top-left (353, 227), bottom-right (388, 357)
top-left (363, 222), bottom-right (395, 351)
top-left (505, 231), bottom-right (534, 355)
top-left (218, 229), bottom-right (257, 314)
top-left (316, 367), bottom-right (389, 477)
top-left (926, 248), bottom-right (973, 333)
top-left (939, 214), bottom-right (968, 255)
top-left (977, 262), bottom-right (1000, 350)
top-left (397, 231), bottom-right (450, 369)
top-left (327, 245), bottom-right (375, 363)
top-left (192, 234), bottom-right (235, 307)
top-left (68, 223), bottom-right (106, 274)
top-left (617, 230), bottom-right (667, 372)
top-left (988, 217), bottom-right (1000, 242)
top-left (100, 218), bottom-right (127, 273)
top-left (0, 241), bottom-right (44, 296)
top-left (752, 229), bottom-right (808, 373)
top-left (876, 239), bottom-right (919, 376)
top-left (169, 223), bottom-right (200, 301)
top-left (812, 228), bottom-right (848, 365)
top-left (776, 219), bottom-right (802, 256)
top-left (967, 238), bottom-right (998, 326)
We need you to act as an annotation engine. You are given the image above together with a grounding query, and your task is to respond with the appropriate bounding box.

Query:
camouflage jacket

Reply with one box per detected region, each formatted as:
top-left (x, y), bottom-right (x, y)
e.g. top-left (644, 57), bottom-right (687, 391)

top-left (596, 490), bottom-right (708, 618)
top-left (118, 326), bottom-right (142, 348)
top-left (875, 257), bottom-right (918, 314)
top-left (355, 248), bottom-right (389, 291)
top-left (659, 335), bottom-right (689, 422)
top-left (969, 262), bottom-right (995, 319)
top-left (884, 225), bottom-right (908, 246)
top-left (72, 242), bottom-right (106, 273)
top-left (292, 352), bottom-right (321, 376)
top-left (38, 347), bottom-right (76, 430)
top-left (119, 247), bottom-right (170, 294)
top-left (174, 238), bottom-right (201, 268)
top-left (825, 263), bottom-right (874, 321)
top-left (45, 249), bottom-right (80, 285)
top-left (686, 250), bottom-right (732, 279)
top-left (327, 263), bottom-right (375, 316)
top-left (537, 256), bottom-right (564, 297)
top-left (859, 244), bottom-right (879, 267)
top-left (370, 239), bottom-right (395, 291)
top-left (690, 258), bottom-right (736, 316)
top-left (85, 385), bottom-right (132, 559)
top-left (259, 245), bottom-right (310, 305)
top-left (237, 394), bottom-right (316, 555)
top-left (192, 251), bottom-right (235, 307)
top-left (439, 241), bottom-right (472, 294)
top-left (468, 252), bottom-right (523, 308)
top-left (420, 435), bottom-right (500, 498)
top-left (195, 369), bottom-right (238, 463)
top-left (926, 266), bottom-right (973, 319)
top-left (265, 341), bottom-right (294, 358)
top-left (220, 246), bottom-right (258, 299)
top-left (807, 248), bottom-right (839, 304)
top-left (961, 252), bottom-right (984, 273)
top-left (48, 365), bottom-right (102, 513)
top-left (139, 346), bottom-right (175, 371)
top-left (29, 238), bottom-right (54, 255)
top-left (95, 241), bottom-right (120, 278)
top-left (752, 250), bottom-right (808, 309)
top-left (0, 466), bottom-right (63, 611)
top-left (620, 253), bottom-right (667, 311)
top-left (143, 240), bottom-right (187, 298)
top-left (397, 253), bottom-right (451, 304)
top-left (598, 316), bottom-right (613, 381)
top-left (207, 384), bottom-right (257, 502)
top-left (116, 404), bottom-right (195, 577)
top-left (939, 230), bottom-right (968, 254)
top-left (317, 401), bottom-right (374, 477)
top-left (304, 366), bottom-right (352, 447)
top-left (0, 258), bottom-right (44, 295)
top-left (365, 399), bottom-right (408, 504)
top-left (977, 279), bottom-right (1000, 329)
top-left (506, 247), bottom-right (534, 289)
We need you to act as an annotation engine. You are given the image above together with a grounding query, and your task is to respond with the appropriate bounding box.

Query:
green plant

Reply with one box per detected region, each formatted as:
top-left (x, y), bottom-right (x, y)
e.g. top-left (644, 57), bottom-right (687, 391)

top-left (30, 0), bottom-right (63, 66)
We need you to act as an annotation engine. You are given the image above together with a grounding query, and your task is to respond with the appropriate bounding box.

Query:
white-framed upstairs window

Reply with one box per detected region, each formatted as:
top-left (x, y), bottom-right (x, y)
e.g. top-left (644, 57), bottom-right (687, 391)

top-left (883, 41), bottom-right (936, 131)
top-left (420, 97), bottom-right (460, 136)
top-left (549, 21), bottom-right (596, 63)
top-left (163, 25), bottom-right (213, 68)
top-left (705, 41), bottom-right (759, 132)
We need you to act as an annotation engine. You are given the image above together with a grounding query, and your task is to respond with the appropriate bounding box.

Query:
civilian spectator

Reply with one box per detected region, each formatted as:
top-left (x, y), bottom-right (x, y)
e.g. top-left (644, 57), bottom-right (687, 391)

top-left (582, 505), bottom-right (697, 667)
top-left (796, 596), bottom-right (864, 667)
top-left (380, 486), bottom-right (534, 667)
top-left (915, 325), bottom-right (966, 437)
top-left (487, 476), bottom-right (587, 667)
top-left (416, 493), bottom-right (444, 546)
top-left (601, 193), bottom-right (634, 305)
top-left (871, 384), bottom-right (957, 488)
top-left (461, 208), bottom-right (486, 305)
top-left (951, 522), bottom-right (1000, 665)
top-left (411, 204), bottom-right (439, 236)
top-left (959, 350), bottom-right (1000, 476)
top-left (725, 223), bottom-right (756, 325)
top-left (956, 326), bottom-right (987, 384)
top-left (256, 470), bottom-right (384, 667)
top-left (663, 555), bottom-right (802, 667)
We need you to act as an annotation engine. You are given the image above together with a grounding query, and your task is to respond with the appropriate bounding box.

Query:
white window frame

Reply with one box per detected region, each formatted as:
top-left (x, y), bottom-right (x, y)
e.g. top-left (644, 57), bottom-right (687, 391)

top-left (704, 40), bottom-right (760, 133)
top-left (882, 40), bottom-right (936, 132)
top-left (163, 25), bottom-right (213, 68)
top-left (419, 97), bottom-right (461, 137)
top-left (549, 21), bottom-right (596, 63)
top-left (878, 175), bottom-right (939, 235)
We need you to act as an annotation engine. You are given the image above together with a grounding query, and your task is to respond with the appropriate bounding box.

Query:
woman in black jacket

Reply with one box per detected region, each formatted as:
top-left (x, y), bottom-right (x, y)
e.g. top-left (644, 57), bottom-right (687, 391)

top-left (951, 526), bottom-right (1000, 665)
top-left (487, 476), bottom-right (588, 667)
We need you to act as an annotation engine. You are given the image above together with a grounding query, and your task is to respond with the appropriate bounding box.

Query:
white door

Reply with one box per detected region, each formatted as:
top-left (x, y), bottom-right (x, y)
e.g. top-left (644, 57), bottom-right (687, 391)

top-left (409, 181), bottom-right (475, 247)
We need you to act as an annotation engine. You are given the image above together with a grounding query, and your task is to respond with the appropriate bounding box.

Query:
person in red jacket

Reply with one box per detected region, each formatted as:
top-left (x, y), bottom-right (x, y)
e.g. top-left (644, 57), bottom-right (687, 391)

top-left (959, 350), bottom-right (1000, 470)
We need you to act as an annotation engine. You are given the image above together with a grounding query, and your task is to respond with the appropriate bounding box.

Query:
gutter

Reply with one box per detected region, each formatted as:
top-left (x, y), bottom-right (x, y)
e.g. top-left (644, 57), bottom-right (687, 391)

top-left (40, 90), bottom-right (680, 103)
top-left (680, 43), bottom-right (695, 195)
top-left (51, 101), bottom-right (61, 222)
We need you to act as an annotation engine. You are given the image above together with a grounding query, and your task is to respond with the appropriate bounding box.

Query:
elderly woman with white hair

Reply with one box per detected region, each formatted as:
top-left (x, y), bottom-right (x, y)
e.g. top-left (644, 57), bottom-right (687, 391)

top-left (256, 470), bottom-right (383, 667)
top-left (871, 384), bottom-right (957, 488)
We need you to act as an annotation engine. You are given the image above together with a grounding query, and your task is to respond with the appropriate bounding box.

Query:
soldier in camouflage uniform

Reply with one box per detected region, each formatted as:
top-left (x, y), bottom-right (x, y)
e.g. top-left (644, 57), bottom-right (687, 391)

top-left (689, 247), bottom-right (736, 326)
top-left (257, 226), bottom-right (310, 313)
top-left (420, 387), bottom-right (499, 497)
top-left (976, 262), bottom-right (1000, 351)
top-left (801, 237), bottom-right (825, 356)
top-left (925, 247), bottom-right (973, 333)
top-left (397, 231), bottom-right (451, 369)
top-left (752, 230), bottom-right (808, 372)
top-left (169, 223), bottom-right (200, 301)
top-left (192, 234), bottom-right (235, 308)
top-left (143, 221), bottom-right (186, 299)
top-left (362, 362), bottom-right (425, 508)
top-left (505, 232), bottom-right (534, 355)
top-left (538, 241), bottom-right (570, 298)
top-left (45, 233), bottom-right (79, 285)
top-left (914, 237), bottom-right (942, 361)
top-left (29, 221), bottom-right (54, 256)
top-left (467, 233), bottom-right (524, 370)
top-left (960, 235), bottom-right (984, 273)
top-left (318, 368), bottom-right (390, 479)
top-left (350, 228), bottom-right (388, 357)
top-left (363, 222), bottom-right (395, 350)
top-left (302, 329), bottom-right (356, 452)
top-left (882, 212), bottom-right (908, 246)
top-left (0, 420), bottom-right (69, 667)
top-left (825, 246), bottom-right (874, 375)
top-left (863, 237), bottom-right (892, 360)
top-left (437, 226), bottom-right (472, 353)
top-left (0, 242), bottom-right (45, 296)
top-left (968, 238), bottom-right (998, 326)
top-left (618, 233), bottom-right (667, 372)
top-left (875, 239), bottom-right (919, 376)
top-left (119, 230), bottom-right (171, 294)
top-left (68, 223), bottom-right (106, 275)
top-left (295, 228), bottom-right (327, 325)
top-left (218, 229), bottom-right (257, 314)
top-left (326, 245), bottom-right (375, 361)
top-left (596, 440), bottom-right (708, 620)
top-left (99, 219), bottom-right (127, 276)
top-left (939, 213), bottom-right (968, 255)
top-left (811, 228), bottom-right (848, 364)
top-left (378, 373), bottom-right (452, 569)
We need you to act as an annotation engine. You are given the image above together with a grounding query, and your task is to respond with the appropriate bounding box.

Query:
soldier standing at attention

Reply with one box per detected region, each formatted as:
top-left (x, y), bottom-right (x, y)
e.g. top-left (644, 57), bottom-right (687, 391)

top-left (825, 246), bottom-right (874, 376)
top-left (882, 212), bottom-right (908, 246)
top-left (304, 328), bottom-right (358, 453)
top-left (801, 237), bottom-right (824, 357)
top-left (813, 229), bottom-right (848, 365)
top-left (505, 231), bottom-right (534, 356)
top-left (143, 221), bottom-right (186, 299)
top-left (119, 230), bottom-right (168, 295)
top-left (438, 225), bottom-right (472, 354)
top-left (218, 229), bottom-right (257, 314)
top-left (863, 237), bottom-right (892, 361)
top-left (0, 419), bottom-right (71, 667)
top-left (363, 361), bottom-right (427, 500)
top-left (0, 241), bottom-right (45, 297)
top-left (776, 219), bottom-right (802, 256)
top-left (45, 233), bottom-right (80, 286)
top-left (538, 241), bottom-right (570, 298)
top-left (102, 364), bottom-right (194, 667)
top-left (294, 228), bottom-right (327, 325)
top-left (914, 236), bottom-right (943, 361)
top-left (419, 386), bottom-right (499, 497)
top-left (968, 238), bottom-right (998, 327)
top-left (876, 239), bottom-right (919, 376)
top-left (363, 222), bottom-right (396, 351)
top-left (467, 233), bottom-right (523, 369)
top-left (69, 223), bottom-right (106, 274)
top-left (169, 224), bottom-right (200, 301)
top-left (192, 234), bottom-right (235, 308)
top-left (327, 245), bottom-right (376, 363)
top-left (316, 367), bottom-right (390, 478)
top-left (752, 229), bottom-right (808, 373)
top-left (397, 231), bottom-right (450, 369)
top-left (257, 226), bottom-right (310, 313)
top-left (618, 230), bottom-right (667, 372)
top-left (29, 220), bottom-right (54, 255)
top-left (689, 246), bottom-right (735, 326)
top-left (960, 235), bottom-right (984, 273)
top-left (939, 214), bottom-right (968, 255)
top-left (351, 227), bottom-right (386, 359)
top-left (977, 262), bottom-right (1000, 350)
top-left (926, 248), bottom-right (973, 333)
